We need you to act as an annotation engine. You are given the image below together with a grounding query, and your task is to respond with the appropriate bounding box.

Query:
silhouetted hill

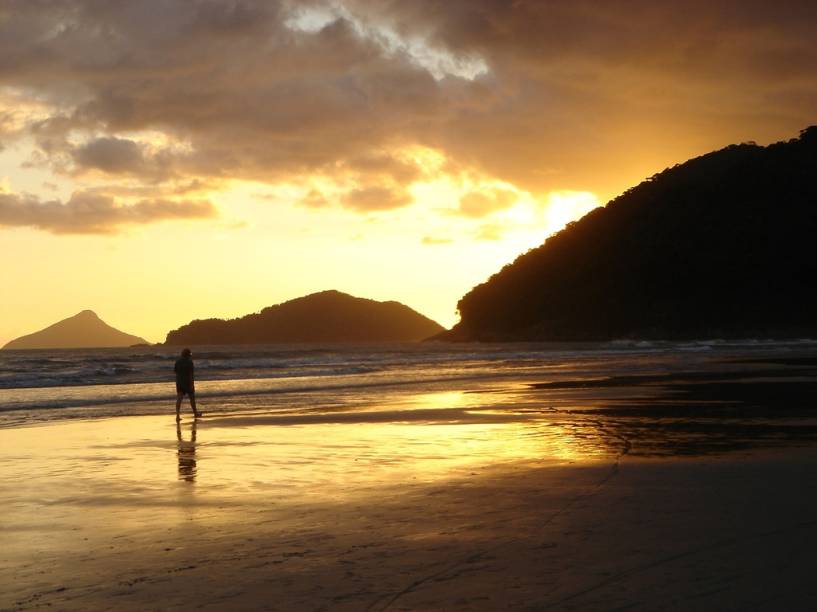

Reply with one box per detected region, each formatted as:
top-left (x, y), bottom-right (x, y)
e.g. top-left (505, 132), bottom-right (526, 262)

top-left (165, 291), bottom-right (444, 345)
top-left (441, 127), bottom-right (817, 341)
top-left (2, 311), bottom-right (148, 349)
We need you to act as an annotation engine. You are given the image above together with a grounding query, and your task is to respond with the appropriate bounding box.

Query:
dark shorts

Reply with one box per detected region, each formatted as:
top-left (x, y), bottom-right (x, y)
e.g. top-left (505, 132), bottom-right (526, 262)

top-left (176, 383), bottom-right (194, 395)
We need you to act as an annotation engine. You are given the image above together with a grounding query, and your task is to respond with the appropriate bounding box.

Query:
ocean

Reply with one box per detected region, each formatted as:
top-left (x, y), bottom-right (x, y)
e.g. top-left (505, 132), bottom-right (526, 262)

top-left (3, 339), bottom-right (816, 429)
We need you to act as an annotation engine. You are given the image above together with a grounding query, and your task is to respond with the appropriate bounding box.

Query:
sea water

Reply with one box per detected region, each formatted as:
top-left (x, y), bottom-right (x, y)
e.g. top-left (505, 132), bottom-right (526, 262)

top-left (2, 339), bottom-right (816, 428)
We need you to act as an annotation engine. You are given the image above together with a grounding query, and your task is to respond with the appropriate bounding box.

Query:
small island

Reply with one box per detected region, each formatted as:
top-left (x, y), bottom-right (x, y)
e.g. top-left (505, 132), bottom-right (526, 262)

top-left (2, 310), bottom-right (148, 350)
top-left (165, 290), bottom-right (444, 345)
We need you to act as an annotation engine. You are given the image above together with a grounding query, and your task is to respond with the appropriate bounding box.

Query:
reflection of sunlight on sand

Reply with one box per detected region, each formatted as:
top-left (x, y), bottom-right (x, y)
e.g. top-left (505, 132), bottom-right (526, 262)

top-left (0, 397), bottom-right (610, 510)
top-left (400, 389), bottom-right (494, 411)
top-left (196, 407), bottom-right (581, 504)
top-left (0, 388), bottom-right (620, 573)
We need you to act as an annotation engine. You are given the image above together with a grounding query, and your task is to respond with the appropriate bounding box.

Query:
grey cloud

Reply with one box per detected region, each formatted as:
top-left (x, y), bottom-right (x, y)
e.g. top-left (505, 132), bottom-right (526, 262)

top-left (70, 136), bottom-right (181, 182)
top-left (0, 190), bottom-right (216, 235)
top-left (73, 137), bottom-right (146, 174)
top-left (347, 0), bottom-right (817, 194)
top-left (343, 153), bottom-right (423, 186)
top-left (357, 0), bottom-right (817, 77)
top-left (1, 0), bottom-right (817, 209)
top-left (6, 4), bottom-right (449, 190)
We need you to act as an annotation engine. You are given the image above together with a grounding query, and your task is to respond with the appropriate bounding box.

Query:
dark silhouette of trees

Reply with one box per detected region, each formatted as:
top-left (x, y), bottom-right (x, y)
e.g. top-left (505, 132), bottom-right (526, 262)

top-left (444, 127), bottom-right (817, 341)
top-left (165, 290), bottom-right (444, 345)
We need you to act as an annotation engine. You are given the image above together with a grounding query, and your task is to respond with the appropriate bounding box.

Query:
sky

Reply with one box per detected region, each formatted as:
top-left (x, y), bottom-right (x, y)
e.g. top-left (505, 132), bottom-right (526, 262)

top-left (1, 0), bottom-right (816, 344)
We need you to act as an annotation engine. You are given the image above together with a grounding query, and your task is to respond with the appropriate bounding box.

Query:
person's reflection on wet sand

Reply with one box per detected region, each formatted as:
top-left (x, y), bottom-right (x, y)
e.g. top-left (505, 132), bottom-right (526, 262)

top-left (176, 420), bottom-right (197, 482)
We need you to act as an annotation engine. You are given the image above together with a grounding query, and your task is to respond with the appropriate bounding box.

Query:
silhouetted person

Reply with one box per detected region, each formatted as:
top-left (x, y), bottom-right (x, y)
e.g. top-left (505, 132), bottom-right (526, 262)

top-left (175, 348), bottom-right (201, 420)
top-left (176, 420), bottom-right (197, 482)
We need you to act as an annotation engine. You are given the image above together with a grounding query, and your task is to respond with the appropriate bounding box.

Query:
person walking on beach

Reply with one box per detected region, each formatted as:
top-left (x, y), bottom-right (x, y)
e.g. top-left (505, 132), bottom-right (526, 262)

top-left (175, 348), bottom-right (201, 420)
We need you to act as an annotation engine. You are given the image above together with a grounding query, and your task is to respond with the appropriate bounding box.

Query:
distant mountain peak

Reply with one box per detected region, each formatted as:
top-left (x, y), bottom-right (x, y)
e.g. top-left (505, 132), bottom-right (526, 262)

top-left (3, 311), bottom-right (147, 350)
top-left (74, 310), bottom-right (100, 319)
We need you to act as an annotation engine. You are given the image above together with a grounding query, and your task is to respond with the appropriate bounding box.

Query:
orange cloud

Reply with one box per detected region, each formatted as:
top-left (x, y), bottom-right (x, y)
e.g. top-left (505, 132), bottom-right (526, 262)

top-left (458, 188), bottom-right (517, 217)
top-left (341, 186), bottom-right (413, 212)
top-left (299, 189), bottom-right (332, 209)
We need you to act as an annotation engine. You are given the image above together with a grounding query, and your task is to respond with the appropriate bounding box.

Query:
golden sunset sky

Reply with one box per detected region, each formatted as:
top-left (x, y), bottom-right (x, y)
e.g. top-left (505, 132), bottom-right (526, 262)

top-left (1, 1), bottom-right (816, 344)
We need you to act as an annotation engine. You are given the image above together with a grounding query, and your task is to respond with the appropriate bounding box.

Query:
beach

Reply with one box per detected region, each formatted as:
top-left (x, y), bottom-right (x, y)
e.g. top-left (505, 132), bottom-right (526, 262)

top-left (3, 343), bottom-right (817, 610)
top-left (6, 3), bottom-right (817, 610)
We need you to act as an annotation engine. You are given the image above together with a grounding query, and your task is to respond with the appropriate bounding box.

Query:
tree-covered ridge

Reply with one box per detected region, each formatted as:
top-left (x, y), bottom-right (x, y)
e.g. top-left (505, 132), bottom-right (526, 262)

top-left (165, 290), bottom-right (444, 345)
top-left (445, 127), bottom-right (817, 341)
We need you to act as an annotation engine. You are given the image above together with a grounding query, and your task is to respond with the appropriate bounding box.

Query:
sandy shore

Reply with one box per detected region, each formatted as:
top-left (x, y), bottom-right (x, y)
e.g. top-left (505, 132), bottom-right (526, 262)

top-left (4, 369), bottom-right (817, 610)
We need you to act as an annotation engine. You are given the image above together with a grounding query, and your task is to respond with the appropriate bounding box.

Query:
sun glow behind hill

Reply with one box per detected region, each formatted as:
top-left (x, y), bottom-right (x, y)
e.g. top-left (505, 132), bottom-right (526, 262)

top-left (0, 138), bottom-right (601, 345)
top-left (2, 1), bottom-right (815, 345)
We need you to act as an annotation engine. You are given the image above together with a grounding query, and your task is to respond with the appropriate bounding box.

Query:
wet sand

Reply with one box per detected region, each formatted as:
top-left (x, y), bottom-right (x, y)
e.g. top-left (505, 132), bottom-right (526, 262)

top-left (3, 358), bottom-right (817, 610)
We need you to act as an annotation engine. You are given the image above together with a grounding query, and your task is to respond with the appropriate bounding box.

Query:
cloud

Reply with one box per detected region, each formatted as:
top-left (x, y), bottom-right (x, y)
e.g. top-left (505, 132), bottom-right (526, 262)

top-left (341, 186), bottom-right (413, 211)
top-left (65, 178), bottom-right (217, 201)
top-left (299, 189), bottom-right (331, 208)
top-left (342, 152), bottom-right (423, 186)
top-left (0, 190), bottom-right (216, 235)
top-left (0, 3), bottom-right (451, 192)
top-left (457, 187), bottom-right (517, 217)
top-left (345, 0), bottom-right (817, 195)
top-left (1, 0), bottom-right (817, 223)
top-left (72, 137), bottom-right (147, 174)
top-left (299, 183), bottom-right (415, 211)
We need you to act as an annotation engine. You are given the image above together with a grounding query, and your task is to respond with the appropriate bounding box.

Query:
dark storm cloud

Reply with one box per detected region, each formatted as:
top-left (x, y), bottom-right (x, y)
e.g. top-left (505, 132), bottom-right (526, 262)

top-left (1, 0), bottom-right (816, 221)
top-left (0, 190), bottom-right (216, 234)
